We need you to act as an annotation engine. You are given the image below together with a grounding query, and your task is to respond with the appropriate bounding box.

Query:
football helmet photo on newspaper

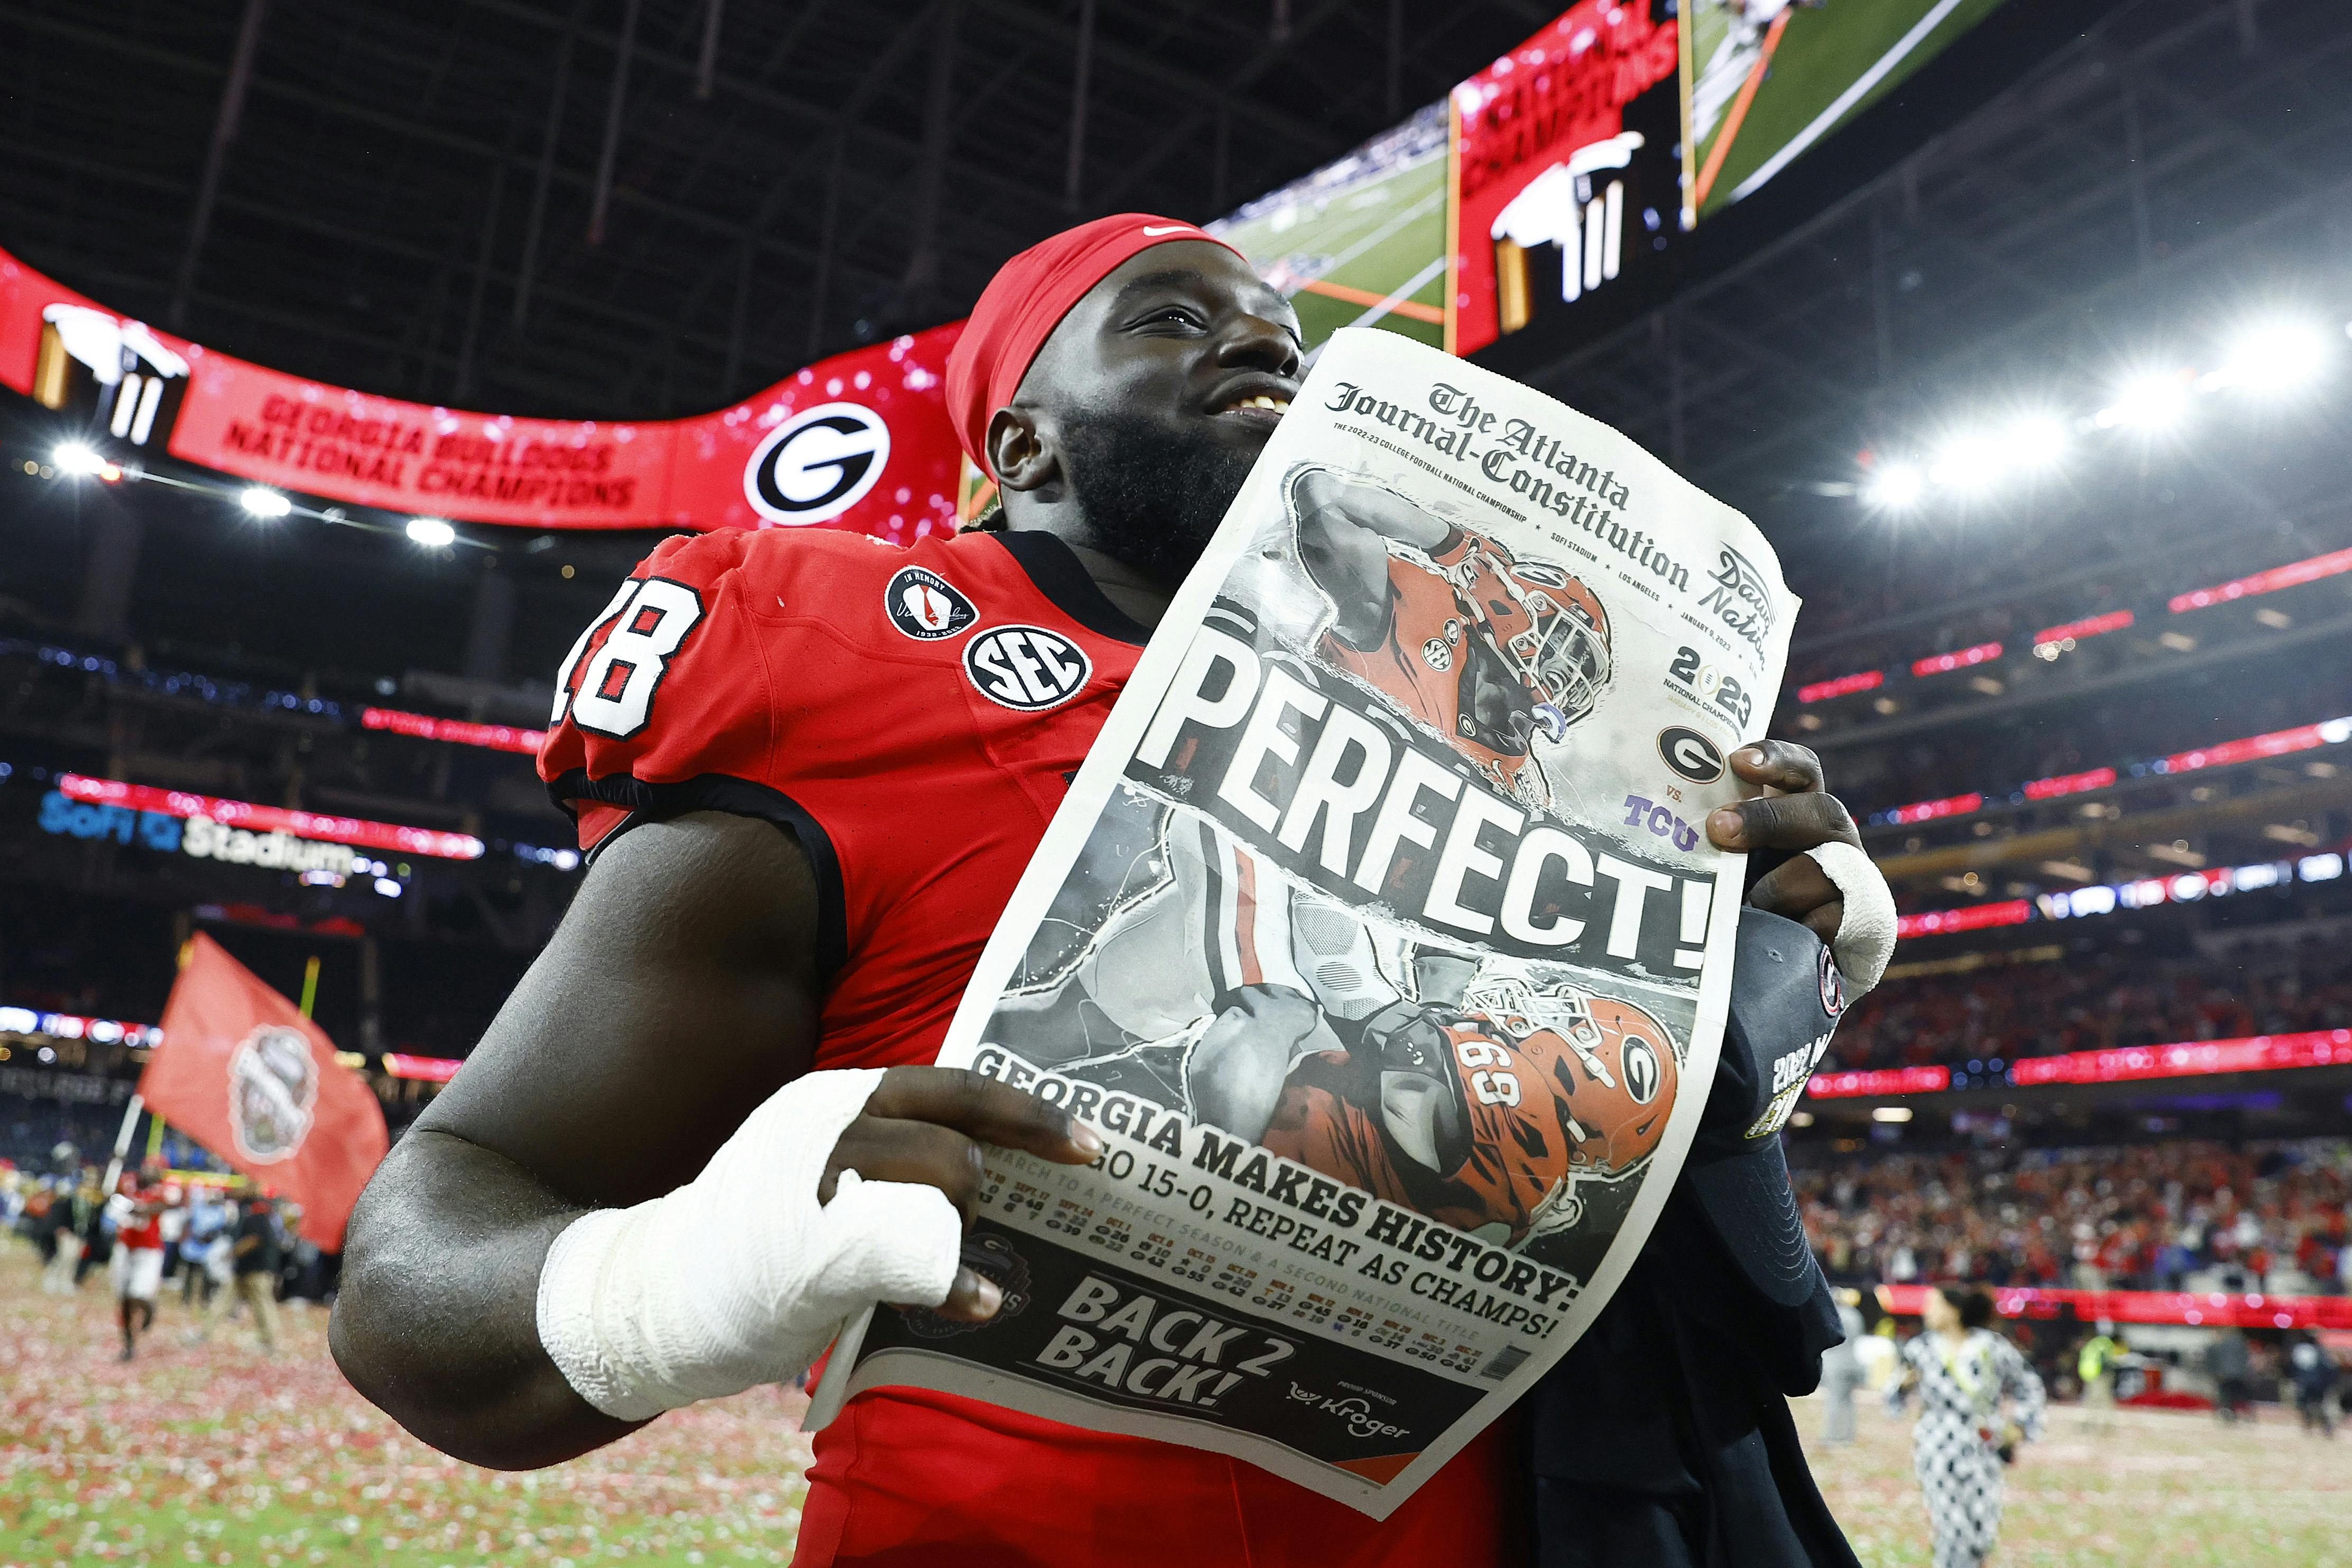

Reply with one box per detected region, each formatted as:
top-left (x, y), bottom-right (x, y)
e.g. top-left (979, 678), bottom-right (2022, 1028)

top-left (1285, 464), bottom-right (1611, 810)
top-left (991, 803), bottom-right (1680, 1251)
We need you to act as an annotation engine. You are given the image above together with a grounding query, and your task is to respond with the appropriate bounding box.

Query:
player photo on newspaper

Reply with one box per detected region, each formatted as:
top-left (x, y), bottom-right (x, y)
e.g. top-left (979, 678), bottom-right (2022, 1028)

top-left (810, 328), bottom-right (1798, 1515)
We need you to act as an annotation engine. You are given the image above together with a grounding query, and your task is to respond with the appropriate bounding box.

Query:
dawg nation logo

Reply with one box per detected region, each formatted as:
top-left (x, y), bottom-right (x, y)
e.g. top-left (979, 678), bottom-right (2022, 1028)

top-left (1698, 544), bottom-right (1776, 656)
top-left (228, 1025), bottom-right (319, 1163)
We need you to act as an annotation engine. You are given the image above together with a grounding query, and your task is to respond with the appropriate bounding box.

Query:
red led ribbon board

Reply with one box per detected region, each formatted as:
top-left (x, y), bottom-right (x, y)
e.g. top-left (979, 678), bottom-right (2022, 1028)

top-left (1875, 1284), bottom-right (2352, 1332)
top-left (1, 245), bottom-right (964, 539)
top-left (59, 773), bottom-right (482, 860)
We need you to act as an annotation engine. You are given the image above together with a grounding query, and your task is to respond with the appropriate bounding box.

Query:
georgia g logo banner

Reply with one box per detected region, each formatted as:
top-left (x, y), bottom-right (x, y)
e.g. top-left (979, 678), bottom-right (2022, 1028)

top-left (228, 1023), bottom-right (319, 1163)
top-left (744, 401), bottom-right (891, 525)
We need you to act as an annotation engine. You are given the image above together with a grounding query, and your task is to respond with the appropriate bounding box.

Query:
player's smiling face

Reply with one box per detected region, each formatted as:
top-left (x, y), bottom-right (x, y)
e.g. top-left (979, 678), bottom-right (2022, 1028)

top-left (1035, 239), bottom-right (1303, 457)
top-left (1003, 241), bottom-right (1305, 587)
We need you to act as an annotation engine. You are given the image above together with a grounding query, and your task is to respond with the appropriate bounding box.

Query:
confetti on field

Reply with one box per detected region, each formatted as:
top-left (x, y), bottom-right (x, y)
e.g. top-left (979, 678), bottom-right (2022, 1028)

top-left (4, 1250), bottom-right (2344, 1567)
top-left (1793, 1389), bottom-right (2352, 1567)
top-left (0, 1253), bottom-right (813, 1567)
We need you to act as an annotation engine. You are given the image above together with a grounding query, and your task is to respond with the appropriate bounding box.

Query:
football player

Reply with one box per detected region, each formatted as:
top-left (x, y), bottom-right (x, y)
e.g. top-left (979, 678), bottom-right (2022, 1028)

top-left (990, 801), bottom-right (1406, 1093)
top-left (106, 1166), bottom-right (170, 1360)
top-left (333, 213), bottom-right (1880, 1568)
top-left (1194, 954), bottom-right (1677, 1248)
top-left (1292, 464), bottom-right (1610, 807)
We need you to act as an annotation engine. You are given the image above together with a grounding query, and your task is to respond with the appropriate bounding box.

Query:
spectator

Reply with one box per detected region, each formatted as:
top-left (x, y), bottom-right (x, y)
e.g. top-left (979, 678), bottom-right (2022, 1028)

top-left (1800, 1139), bottom-right (2350, 1295)
top-left (2289, 1340), bottom-right (2337, 1436)
top-left (1827, 942), bottom-right (2352, 1076)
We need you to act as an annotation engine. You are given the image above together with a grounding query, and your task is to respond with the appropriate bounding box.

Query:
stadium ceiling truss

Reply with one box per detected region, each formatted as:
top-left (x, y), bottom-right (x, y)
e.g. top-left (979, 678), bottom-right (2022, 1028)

top-left (1525, 0), bottom-right (2352, 529)
top-left (6, 1), bottom-right (2349, 530)
top-left (0, 0), bottom-right (1553, 420)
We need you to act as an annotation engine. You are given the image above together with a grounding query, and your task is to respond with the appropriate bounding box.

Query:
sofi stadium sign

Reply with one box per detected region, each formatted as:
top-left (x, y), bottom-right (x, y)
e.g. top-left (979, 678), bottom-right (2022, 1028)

top-left (1, 246), bottom-right (962, 540)
top-left (48, 774), bottom-right (482, 861)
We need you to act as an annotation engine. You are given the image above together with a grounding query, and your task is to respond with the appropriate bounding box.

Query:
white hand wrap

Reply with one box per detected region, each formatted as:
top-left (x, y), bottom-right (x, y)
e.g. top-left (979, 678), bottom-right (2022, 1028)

top-left (534, 1066), bottom-right (963, 1423)
top-left (1805, 841), bottom-right (1897, 999)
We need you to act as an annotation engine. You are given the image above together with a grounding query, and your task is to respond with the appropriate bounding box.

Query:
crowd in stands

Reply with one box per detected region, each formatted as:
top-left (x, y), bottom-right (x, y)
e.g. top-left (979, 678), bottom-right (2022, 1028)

top-left (1827, 939), bottom-right (2352, 1073)
top-left (1797, 1138), bottom-right (2352, 1296)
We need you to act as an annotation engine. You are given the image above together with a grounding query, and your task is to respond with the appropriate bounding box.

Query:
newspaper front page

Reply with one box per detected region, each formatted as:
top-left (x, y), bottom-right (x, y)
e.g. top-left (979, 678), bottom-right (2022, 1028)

top-left (809, 329), bottom-right (1799, 1516)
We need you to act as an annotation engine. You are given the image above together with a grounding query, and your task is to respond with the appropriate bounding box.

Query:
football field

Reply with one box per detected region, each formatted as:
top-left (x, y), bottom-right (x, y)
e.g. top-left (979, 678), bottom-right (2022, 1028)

top-left (1687, 0), bottom-right (2015, 218)
top-left (4, 1257), bottom-right (2343, 1567)
top-left (0, 1259), bottom-right (813, 1566)
top-left (1792, 1388), bottom-right (2352, 1567)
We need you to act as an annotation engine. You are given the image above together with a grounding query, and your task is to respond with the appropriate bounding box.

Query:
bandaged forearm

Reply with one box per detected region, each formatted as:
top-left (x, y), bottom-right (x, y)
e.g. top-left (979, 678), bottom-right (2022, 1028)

top-left (534, 1067), bottom-right (962, 1423)
top-left (1805, 841), bottom-right (1896, 998)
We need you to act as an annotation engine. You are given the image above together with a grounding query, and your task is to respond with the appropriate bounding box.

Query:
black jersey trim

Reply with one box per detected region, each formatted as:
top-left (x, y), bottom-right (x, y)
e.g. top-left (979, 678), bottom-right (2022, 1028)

top-left (984, 529), bottom-right (1152, 647)
top-left (548, 769), bottom-right (848, 985)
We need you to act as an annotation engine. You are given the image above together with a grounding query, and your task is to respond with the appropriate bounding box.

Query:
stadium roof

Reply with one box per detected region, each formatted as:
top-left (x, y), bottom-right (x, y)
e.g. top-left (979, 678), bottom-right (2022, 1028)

top-left (1, 0), bottom-right (1550, 421)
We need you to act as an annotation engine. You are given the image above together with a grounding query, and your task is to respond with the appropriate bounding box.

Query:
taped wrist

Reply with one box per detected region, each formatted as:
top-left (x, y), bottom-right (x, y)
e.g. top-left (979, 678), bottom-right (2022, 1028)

top-left (534, 1066), bottom-right (963, 1423)
top-left (1805, 841), bottom-right (1896, 998)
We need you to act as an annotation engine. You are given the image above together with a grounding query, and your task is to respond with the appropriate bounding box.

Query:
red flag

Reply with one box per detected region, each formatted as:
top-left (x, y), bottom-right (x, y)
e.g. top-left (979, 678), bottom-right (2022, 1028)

top-left (142, 934), bottom-right (389, 1250)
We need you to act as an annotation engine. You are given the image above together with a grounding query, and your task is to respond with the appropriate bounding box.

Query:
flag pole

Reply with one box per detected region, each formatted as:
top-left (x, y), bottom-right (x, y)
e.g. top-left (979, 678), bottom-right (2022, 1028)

top-left (101, 1092), bottom-right (144, 1196)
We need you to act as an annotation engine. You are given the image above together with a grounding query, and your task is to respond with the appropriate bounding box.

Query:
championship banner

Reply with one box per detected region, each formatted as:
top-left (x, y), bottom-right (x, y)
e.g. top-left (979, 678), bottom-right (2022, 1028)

top-left (1450, 0), bottom-right (1682, 356)
top-left (0, 244), bottom-right (964, 539)
top-left (140, 933), bottom-right (388, 1249)
top-left (811, 329), bottom-right (1797, 1514)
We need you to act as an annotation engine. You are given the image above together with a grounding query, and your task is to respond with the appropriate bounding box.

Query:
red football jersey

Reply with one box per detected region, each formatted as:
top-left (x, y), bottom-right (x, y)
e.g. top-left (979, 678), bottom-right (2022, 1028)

top-left (541, 526), bottom-right (1518, 1566)
top-left (115, 1185), bottom-right (165, 1251)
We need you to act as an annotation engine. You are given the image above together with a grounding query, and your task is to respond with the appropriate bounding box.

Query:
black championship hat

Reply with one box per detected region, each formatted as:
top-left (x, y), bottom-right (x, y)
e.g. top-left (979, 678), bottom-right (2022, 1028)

top-left (1680, 908), bottom-right (1848, 1308)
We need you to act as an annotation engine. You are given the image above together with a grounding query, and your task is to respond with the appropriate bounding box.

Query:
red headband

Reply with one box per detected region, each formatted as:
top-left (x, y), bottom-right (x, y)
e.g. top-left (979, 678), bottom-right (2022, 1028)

top-left (944, 214), bottom-right (1244, 475)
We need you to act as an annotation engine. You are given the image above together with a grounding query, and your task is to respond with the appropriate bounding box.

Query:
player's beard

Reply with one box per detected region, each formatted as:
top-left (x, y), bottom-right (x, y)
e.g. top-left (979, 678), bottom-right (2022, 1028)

top-left (1061, 411), bottom-right (1260, 589)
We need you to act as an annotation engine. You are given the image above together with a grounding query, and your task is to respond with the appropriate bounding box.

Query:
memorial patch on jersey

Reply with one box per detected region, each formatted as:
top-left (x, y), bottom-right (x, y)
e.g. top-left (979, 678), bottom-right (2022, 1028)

top-left (884, 565), bottom-right (978, 641)
top-left (965, 624), bottom-right (1092, 712)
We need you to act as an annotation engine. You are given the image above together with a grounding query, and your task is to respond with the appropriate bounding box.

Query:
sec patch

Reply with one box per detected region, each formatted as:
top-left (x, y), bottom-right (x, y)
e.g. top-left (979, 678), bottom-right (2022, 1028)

top-left (965, 625), bottom-right (1092, 712)
top-left (884, 565), bottom-right (977, 641)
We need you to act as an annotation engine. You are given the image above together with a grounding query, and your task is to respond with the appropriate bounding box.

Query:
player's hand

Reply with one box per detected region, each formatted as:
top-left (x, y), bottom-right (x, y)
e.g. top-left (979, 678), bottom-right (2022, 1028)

top-left (1703, 741), bottom-right (1861, 944)
top-left (819, 1066), bottom-right (1102, 1321)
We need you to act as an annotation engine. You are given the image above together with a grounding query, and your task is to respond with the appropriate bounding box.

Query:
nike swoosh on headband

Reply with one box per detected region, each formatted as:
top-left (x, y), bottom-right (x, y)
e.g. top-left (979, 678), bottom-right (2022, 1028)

top-left (1140, 225), bottom-right (1193, 236)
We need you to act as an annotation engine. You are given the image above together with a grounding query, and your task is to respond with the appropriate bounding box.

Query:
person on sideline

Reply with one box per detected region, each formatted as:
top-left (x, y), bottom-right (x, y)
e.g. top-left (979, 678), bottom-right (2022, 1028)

top-left (2076, 1320), bottom-right (2119, 1432)
top-left (1818, 1288), bottom-right (1868, 1445)
top-left (1898, 1287), bottom-right (2044, 1568)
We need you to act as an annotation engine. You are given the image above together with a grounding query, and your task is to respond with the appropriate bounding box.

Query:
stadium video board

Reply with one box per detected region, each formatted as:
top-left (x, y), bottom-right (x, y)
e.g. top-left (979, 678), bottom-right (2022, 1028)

top-left (1683, 0), bottom-right (2015, 223)
top-left (1209, 0), bottom-right (2016, 361)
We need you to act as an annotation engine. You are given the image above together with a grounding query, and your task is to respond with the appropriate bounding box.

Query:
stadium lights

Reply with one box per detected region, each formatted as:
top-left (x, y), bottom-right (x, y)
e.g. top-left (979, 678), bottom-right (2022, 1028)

top-left (1927, 431), bottom-right (2005, 490)
top-left (2204, 318), bottom-right (2330, 396)
top-left (2093, 373), bottom-right (2190, 430)
top-left (52, 442), bottom-right (122, 482)
top-left (1871, 1106), bottom-right (1914, 1123)
top-left (2007, 414), bottom-right (2069, 469)
top-left (1864, 462), bottom-right (1925, 509)
top-left (238, 487), bottom-right (292, 519)
top-left (405, 516), bottom-right (457, 548)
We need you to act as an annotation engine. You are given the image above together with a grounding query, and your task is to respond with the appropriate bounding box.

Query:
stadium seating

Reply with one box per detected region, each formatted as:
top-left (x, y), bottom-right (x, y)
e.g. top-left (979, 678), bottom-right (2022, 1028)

top-left (1796, 1138), bottom-right (2352, 1297)
top-left (1829, 939), bottom-right (2352, 1074)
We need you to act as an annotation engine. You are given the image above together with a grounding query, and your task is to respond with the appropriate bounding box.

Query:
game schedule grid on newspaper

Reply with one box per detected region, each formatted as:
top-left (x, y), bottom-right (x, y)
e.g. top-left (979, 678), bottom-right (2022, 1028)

top-left (810, 328), bottom-right (1799, 1516)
